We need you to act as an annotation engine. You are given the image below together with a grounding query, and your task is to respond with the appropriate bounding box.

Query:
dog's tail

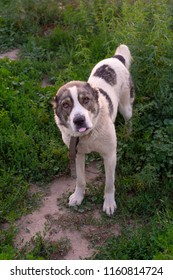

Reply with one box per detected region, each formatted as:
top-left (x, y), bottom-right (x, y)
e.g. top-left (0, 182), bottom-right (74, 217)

top-left (114, 44), bottom-right (132, 70)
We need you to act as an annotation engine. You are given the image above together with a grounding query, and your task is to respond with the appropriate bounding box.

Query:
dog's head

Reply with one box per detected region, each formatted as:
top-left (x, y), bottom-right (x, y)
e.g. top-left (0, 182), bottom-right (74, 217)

top-left (53, 81), bottom-right (100, 136)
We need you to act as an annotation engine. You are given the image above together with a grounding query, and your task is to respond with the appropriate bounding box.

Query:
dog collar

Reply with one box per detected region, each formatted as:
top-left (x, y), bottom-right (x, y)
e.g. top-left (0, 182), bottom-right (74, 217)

top-left (69, 136), bottom-right (79, 178)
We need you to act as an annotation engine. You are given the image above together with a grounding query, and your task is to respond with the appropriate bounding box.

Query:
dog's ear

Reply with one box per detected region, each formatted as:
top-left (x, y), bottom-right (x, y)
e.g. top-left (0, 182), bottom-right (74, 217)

top-left (85, 82), bottom-right (99, 100)
top-left (92, 87), bottom-right (99, 100)
top-left (51, 95), bottom-right (58, 109)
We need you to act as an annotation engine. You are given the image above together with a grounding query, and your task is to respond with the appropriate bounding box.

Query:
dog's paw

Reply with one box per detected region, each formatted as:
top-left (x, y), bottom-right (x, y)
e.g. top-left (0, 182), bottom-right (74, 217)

top-left (69, 190), bottom-right (84, 207)
top-left (103, 193), bottom-right (117, 215)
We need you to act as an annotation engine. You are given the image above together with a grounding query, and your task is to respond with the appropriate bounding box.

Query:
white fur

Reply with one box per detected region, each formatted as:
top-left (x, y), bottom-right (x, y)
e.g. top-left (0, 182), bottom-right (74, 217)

top-left (69, 86), bottom-right (93, 131)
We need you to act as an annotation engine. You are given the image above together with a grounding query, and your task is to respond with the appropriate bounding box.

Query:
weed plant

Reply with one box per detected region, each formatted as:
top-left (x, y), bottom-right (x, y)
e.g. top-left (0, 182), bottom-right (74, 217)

top-left (0, 0), bottom-right (173, 259)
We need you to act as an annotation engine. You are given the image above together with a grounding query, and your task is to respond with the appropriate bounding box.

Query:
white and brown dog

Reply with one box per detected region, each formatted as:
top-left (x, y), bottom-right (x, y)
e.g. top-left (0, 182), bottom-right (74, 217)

top-left (53, 44), bottom-right (135, 215)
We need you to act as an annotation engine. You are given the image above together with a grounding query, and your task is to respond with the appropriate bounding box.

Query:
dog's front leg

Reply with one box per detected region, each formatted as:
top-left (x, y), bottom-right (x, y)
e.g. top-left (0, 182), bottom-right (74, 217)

top-left (103, 152), bottom-right (117, 215)
top-left (69, 153), bottom-right (86, 206)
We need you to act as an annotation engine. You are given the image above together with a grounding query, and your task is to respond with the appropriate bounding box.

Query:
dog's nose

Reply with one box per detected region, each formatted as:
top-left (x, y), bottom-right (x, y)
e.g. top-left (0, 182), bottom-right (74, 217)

top-left (73, 115), bottom-right (85, 126)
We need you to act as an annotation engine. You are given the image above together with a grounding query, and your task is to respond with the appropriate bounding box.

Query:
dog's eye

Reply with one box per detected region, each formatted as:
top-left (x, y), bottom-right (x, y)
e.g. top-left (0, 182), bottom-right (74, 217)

top-left (62, 102), bottom-right (70, 109)
top-left (83, 97), bottom-right (90, 104)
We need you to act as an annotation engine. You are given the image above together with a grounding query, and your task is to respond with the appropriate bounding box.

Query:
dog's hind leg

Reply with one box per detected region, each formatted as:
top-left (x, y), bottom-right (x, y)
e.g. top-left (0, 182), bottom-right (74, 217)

top-left (118, 86), bottom-right (134, 134)
top-left (69, 153), bottom-right (86, 206)
top-left (118, 90), bottom-right (133, 122)
top-left (119, 75), bottom-right (135, 123)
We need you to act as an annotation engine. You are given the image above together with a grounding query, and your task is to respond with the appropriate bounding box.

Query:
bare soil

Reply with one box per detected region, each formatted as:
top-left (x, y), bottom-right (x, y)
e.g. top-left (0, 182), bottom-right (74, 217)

top-left (0, 49), bottom-right (20, 60)
top-left (14, 162), bottom-right (119, 259)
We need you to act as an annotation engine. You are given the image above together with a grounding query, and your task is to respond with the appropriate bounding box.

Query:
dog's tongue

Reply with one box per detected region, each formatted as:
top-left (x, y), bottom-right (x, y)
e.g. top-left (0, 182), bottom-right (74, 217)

top-left (78, 127), bottom-right (87, 133)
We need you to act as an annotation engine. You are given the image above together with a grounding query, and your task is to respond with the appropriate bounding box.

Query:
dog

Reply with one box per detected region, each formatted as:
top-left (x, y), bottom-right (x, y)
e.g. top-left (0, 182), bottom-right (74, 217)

top-left (52, 44), bottom-right (135, 215)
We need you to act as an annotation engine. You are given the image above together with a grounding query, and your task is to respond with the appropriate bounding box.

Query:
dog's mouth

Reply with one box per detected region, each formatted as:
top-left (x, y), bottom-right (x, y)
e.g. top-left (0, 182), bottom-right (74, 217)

top-left (76, 125), bottom-right (92, 134)
top-left (78, 127), bottom-right (88, 133)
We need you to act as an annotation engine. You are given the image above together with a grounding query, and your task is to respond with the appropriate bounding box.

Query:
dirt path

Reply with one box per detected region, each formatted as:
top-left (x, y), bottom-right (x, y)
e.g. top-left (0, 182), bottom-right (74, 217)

top-left (15, 162), bottom-right (102, 259)
top-left (0, 49), bottom-right (20, 60)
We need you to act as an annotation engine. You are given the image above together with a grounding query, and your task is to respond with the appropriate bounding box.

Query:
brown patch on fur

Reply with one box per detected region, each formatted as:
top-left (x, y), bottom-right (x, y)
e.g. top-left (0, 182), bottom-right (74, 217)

top-left (93, 64), bottom-right (117, 86)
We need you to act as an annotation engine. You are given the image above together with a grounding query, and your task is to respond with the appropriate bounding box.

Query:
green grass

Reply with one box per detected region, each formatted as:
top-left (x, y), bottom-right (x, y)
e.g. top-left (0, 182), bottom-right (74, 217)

top-left (94, 213), bottom-right (173, 260)
top-left (0, 59), bottom-right (68, 221)
top-left (0, 0), bottom-right (173, 259)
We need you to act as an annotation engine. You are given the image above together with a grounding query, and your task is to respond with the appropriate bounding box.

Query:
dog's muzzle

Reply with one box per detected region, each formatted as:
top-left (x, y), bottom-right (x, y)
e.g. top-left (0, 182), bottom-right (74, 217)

top-left (73, 114), bottom-right (88, 133)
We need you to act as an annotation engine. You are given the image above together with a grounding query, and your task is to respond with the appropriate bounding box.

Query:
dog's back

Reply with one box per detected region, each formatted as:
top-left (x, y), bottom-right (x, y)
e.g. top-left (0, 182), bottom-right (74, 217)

top-left (88, 44), bottom-right (134, 122)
